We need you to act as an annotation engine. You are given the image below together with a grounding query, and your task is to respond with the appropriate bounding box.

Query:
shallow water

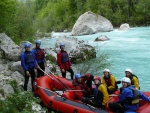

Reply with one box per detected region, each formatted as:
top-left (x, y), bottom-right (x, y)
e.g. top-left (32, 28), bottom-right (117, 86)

top-left (41, 27), bottom-right (150, 91)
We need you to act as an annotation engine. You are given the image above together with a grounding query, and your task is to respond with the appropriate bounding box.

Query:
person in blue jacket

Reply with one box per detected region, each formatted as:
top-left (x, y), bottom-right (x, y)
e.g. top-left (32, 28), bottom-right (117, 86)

top-left (108, 77), bottom-right (150, 113)
top-left (21, 43), bottom-right (37, 92)
top-left (32, 40), bottom-right (45, 77)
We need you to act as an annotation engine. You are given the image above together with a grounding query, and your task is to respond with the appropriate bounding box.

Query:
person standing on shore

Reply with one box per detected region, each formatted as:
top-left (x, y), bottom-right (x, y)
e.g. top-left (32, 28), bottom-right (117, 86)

top-left (21, 43), bottom-right (37, 92)
top-left (57, 43), bottom-right (74, 80)
top-left (32, 40), bottom-right (45, 77)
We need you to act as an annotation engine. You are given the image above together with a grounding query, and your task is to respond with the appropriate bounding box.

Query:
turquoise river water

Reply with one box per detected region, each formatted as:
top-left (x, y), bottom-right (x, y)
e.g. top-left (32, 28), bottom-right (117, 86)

top-left (41, 27), bottom-right (150, 91)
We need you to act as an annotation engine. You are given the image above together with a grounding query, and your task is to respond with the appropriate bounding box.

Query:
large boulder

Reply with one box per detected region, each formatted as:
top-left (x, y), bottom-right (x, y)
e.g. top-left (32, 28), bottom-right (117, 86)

top-left (11, 71), bottom-right (24, 86)
top-left (95, 35), bottom-right (110, 41)
top-left (0, 33), bottom-right (21, 61)
top-left (119, 23), bottom-right (130, 30)
top-left (9, 61), bottom-right (24, 75)
top-left (71, 11), bottom-right (113, 36)
top-left (55, 35), bottom-right (96, 63)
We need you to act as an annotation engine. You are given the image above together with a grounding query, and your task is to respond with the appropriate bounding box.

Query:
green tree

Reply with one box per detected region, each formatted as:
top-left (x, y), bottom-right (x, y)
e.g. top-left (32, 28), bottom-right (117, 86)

top-left (0, 0), bottom-right (17, 33)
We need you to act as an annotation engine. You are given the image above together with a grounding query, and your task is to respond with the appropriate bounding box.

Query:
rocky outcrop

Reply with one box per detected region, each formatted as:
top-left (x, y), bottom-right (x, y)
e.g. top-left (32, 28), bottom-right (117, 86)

top-left (2, 84), bottom-right (14, 97)
top-left (119, 23), bottom-right (130, 30)
top-left (9, 61), bottom-right (24, 75)
top-left (0, 33), bottom-right (21, 61)
top-left (71, 11), bottom-right (113, 36)
top-left (95, 35), bottom-right (110, 41)
top-left (55, 35), bottom-right (96, 63)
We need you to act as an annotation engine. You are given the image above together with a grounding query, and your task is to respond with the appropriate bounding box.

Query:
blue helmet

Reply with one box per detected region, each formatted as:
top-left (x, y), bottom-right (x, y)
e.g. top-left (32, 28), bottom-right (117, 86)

top-left (59, 43), bottom-right (65, 47)
top-left (24, 43), bottom-right (30, 48)
top-left (36, 40), bottom-right (41, 45)
top-left (75, 73), bottom-right (81, 79)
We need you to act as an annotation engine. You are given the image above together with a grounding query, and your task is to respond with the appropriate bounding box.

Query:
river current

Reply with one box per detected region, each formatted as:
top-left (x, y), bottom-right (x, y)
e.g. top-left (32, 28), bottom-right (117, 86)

top-left (41, 27), bottom-right (150, 91)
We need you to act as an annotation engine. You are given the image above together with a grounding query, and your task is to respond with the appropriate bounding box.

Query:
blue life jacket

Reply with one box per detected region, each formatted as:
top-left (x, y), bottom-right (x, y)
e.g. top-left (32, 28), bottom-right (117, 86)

top-left (118, 86), bottom-right (139, 111)
top-left (25, 51), bottom-right (35, 68)
top-left (61, 51), bottom-right (69, 63)
top-left (125, 87), bottom-right (139, 105)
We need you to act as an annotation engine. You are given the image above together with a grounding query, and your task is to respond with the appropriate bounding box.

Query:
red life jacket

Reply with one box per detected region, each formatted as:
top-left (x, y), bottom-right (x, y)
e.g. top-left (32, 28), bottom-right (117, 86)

top-left (104, 77), bottom-right (111, 86)
top-left (35, 48), bottom-right (45, 60)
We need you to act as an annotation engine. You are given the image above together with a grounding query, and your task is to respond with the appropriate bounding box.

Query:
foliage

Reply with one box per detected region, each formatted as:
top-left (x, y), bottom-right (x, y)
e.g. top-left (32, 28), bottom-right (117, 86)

top-left (74, 49), bottom-right (110, 75)
top-left (0, 91), bottom-right (41, 113)
top-left (0, 79), bottom-right (43, 113)
top-left (0, 0), bottom-right (150, 44)
top-left (0, 0), bottom-right (35, 45)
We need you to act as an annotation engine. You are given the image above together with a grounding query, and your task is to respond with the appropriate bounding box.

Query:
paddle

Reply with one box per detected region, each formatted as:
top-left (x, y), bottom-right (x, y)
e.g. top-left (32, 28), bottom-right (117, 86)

top-left (46, 68), bottom-right (71, 89)
top-left (38, 68), bottom-right (68, 90)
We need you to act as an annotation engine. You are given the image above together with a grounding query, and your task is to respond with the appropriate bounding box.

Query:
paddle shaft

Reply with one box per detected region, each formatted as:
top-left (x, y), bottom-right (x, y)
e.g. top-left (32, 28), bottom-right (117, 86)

top-left (46, 68), bottom-right (70, 89)
top-left (38, 68), bottom-right (67, 90)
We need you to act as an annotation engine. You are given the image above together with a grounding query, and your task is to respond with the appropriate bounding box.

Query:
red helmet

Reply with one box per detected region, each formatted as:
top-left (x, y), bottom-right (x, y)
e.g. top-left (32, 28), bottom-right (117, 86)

top-left (84, 73), bottom-right (90, 80)
top-left (94, 76), bottom-right (101, 81)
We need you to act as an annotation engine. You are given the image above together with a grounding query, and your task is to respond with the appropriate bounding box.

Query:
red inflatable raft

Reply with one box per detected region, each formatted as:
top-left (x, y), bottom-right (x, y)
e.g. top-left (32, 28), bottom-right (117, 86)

top-left (34, 75), bottom-right (107, 113)
top-left (106, 90), bottom-right (150, 113)
top-left (34, 75), bottom-right (150, 113)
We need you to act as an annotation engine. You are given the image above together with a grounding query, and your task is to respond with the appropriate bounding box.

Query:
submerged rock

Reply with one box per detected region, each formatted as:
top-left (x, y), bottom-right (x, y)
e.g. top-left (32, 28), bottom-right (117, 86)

top-left (95, 35), bottom-right (110, 41)
top-left (119, 23), bottom-right (130, 30)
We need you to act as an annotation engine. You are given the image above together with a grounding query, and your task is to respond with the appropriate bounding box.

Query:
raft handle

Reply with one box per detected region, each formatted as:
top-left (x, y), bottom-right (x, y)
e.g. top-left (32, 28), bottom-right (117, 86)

top-left (49, 101), bottom-right (52, 106)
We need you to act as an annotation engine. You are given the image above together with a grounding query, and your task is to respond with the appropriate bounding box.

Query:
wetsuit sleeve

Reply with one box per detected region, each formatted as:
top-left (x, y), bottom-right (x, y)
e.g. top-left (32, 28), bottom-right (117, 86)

top-left (21, 53), bottom-right (28, 71)
top-left (132, 76), bottom-right (139, 89)
top-left (108, 75), bottom-right (116, 89)
top-left (57, 52), bottom-right (63, 69)
top-left (139, 91), bottom-right (150, 103)
top-left (98, 85), bottom-right (109, 106)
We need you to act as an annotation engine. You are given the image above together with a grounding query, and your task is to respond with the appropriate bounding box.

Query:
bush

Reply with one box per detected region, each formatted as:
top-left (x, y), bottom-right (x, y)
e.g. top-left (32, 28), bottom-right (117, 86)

top-left (0, 79), bottom-right (44, 113)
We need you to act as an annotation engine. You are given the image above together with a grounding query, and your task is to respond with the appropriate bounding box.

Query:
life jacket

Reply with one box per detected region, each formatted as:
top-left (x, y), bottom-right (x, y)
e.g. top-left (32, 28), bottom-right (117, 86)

top-left (25, 51), bottom-right (35, 68)
top-left (104, 75), bottom-right (111, 86)
top-left (35, 48), bottom-right (45, 60)
top-left (125, 88), bottom-right (139, 105)
top-left (61, 51), bottom-right (69, 63)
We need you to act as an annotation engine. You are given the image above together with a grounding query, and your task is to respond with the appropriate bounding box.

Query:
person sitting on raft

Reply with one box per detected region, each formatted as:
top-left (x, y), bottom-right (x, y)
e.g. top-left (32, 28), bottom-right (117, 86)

top-left (125, 68), bottom-right (140, 90)
top-left (82, 76), bottom-right (109, 109)
top-left (102, 69), bottom-right (118, 94)
top-left (81, 73), bottom-right (94, 96)
top-left (72, 73), bottom-right (87, 100)
top-left (108, 77), bottom-right (150, 113)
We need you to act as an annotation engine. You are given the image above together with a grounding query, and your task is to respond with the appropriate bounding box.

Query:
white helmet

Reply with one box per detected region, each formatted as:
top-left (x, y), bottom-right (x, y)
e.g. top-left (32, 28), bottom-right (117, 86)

top-left (122, 77), bottom-right (131, 84)
top-left (125, 68), bottom-right (132, 74)
top-left (103, 68), bottom-right (110, 73)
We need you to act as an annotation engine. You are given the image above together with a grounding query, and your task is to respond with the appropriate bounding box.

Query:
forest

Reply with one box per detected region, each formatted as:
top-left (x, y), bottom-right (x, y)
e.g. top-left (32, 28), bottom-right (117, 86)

top-left (0, 0), bottom-right (149, 44)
